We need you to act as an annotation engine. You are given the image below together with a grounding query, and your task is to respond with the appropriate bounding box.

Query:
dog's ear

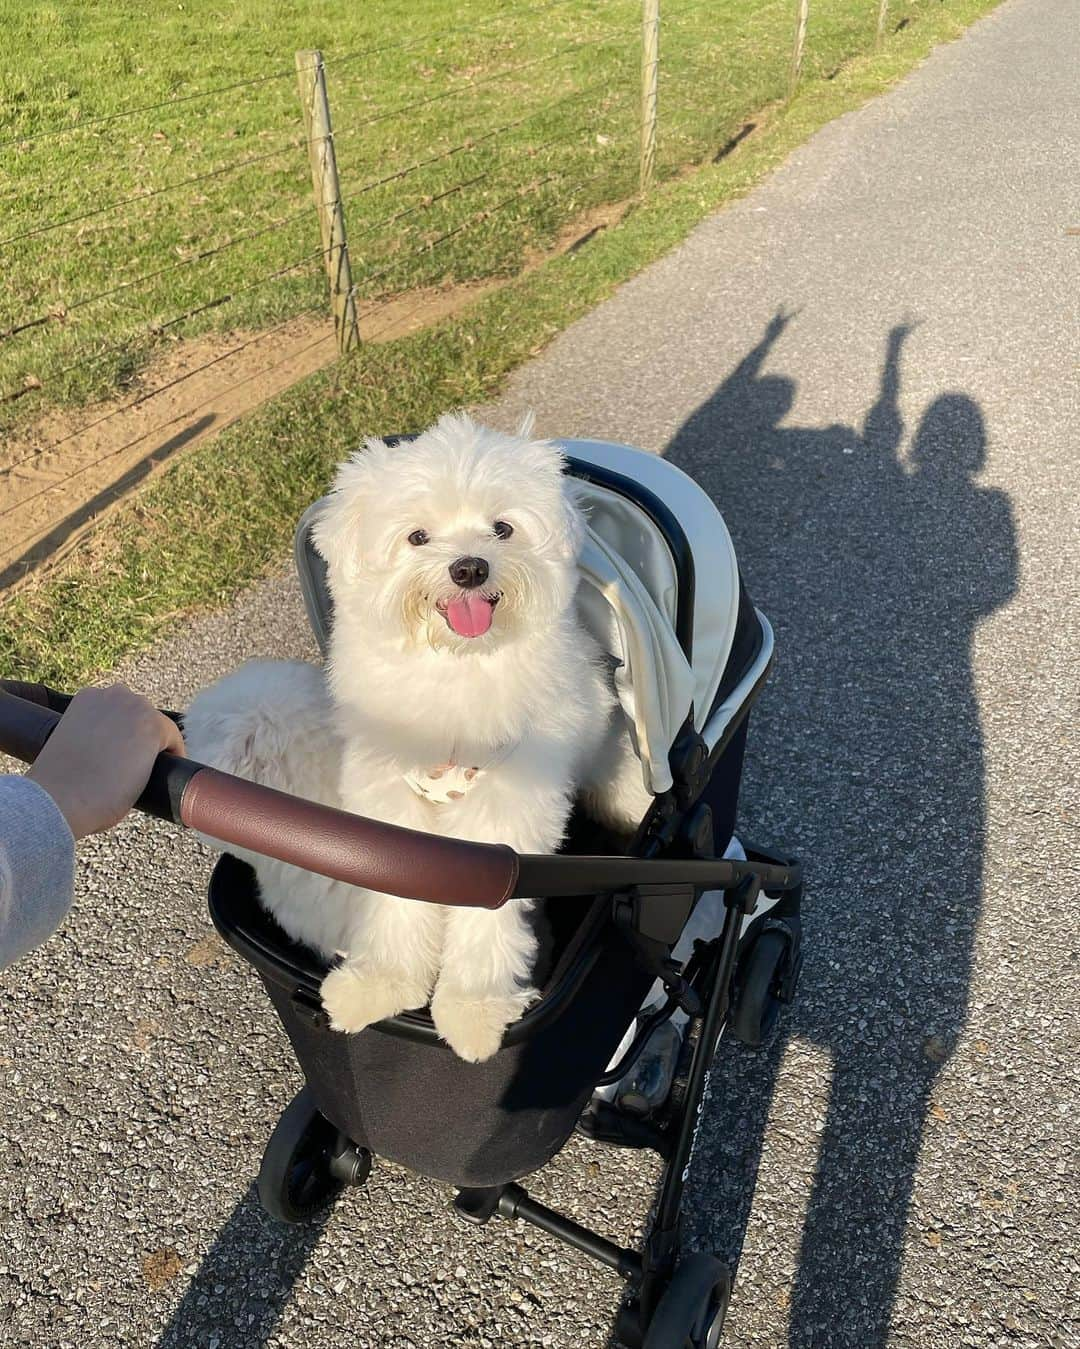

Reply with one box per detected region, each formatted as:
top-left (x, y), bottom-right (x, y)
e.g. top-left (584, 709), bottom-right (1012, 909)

top-left (311, 442), bottom-right (384, 582)
top-left (561, 478), bottom-right (589, 562)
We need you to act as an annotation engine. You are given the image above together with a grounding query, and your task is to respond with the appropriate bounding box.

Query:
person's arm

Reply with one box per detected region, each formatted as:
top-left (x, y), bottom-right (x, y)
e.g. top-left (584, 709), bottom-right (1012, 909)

top-left (0, 774), bottom-right (76, 969)
top-left (0, 684), bottom-right (184, 970)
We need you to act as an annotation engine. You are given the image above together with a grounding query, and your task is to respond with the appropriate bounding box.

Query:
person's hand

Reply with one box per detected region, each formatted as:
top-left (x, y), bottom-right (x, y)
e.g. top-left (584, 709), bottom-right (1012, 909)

top-left (26, 684), bottom-right (185, 839)
top-left (765, 306), bottom-right (799, 342)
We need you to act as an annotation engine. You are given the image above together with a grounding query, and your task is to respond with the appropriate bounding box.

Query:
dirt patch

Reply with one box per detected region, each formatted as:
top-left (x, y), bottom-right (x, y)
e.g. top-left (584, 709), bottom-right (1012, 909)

top-left (0, 197), bottom-right (631, 594)
top-left (141, 1248), bottom-right (184, 1292)
top-left (0, 316), bottom-right (336, 591)
top-left (182, 933), bottom-right (231, 968)
top-left (524, 197), bottom-right (631, 267)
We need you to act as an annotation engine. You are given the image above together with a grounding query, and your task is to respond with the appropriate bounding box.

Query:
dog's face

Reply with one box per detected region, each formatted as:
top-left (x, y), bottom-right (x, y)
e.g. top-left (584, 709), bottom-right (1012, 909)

top-left (314, 413), bottom-right (585, 652)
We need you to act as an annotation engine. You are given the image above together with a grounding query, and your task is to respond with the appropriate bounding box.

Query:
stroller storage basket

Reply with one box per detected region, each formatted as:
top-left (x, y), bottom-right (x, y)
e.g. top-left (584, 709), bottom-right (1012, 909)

top-left (211, 855), bottom-right (663, 1188)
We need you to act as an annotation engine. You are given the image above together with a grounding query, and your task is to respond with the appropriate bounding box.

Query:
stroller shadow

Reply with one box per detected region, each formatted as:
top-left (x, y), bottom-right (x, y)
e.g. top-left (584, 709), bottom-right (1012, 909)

top-left (157, 1184), bottom-right (324, 1348)
top-left (630, 312), bottom-right (1017, 1346)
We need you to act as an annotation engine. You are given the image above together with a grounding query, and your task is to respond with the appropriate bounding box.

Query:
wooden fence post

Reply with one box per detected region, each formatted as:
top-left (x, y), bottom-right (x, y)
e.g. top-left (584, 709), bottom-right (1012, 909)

top-left (788, 0), bottom-right (809, 101)
top-left (640, 0), bottom-right (660, 193)
top-left (295, 49), bottom-right (360, 354)
top-left (876, 0), bottom-right (889, 50)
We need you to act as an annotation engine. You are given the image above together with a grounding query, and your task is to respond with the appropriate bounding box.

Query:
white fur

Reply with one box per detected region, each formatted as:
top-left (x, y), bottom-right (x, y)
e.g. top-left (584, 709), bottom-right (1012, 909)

top-left (185, 413), bottom-right (652, 1062)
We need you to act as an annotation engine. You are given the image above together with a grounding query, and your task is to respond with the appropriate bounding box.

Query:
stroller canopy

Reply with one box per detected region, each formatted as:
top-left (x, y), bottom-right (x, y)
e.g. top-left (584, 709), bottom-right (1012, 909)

top-left (295, 439), bottom-right (747, 795)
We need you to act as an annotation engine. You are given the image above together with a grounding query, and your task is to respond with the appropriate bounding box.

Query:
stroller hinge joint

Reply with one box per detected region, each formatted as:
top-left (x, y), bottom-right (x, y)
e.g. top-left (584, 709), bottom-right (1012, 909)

top-left (614, 893), bottom-right (702, 1015)
top-left (725, 873), bottom-right (763, 915)
top-left (669, 725), bottom-right (710, 807)
top-left (617, 883), bottom-right (696, 947)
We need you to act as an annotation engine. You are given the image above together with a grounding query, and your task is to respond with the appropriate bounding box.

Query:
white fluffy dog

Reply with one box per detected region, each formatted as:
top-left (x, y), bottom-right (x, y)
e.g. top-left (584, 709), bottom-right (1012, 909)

top-left (185, 413), bottom-right (650, 1062)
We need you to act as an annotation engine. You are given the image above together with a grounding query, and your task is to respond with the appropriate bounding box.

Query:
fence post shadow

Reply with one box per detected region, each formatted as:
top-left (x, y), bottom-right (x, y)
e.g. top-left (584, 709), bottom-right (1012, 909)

top-left (157, 1183), bottom-right (326, 1349)
top-left (603, 309), bottom-right (1017, 1346)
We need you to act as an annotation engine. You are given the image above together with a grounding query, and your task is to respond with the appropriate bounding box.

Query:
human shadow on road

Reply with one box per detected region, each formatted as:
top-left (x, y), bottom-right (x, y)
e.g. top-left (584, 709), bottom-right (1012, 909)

top-left (651, 312), bottom-right (1017, 1346)
top-left (157, 1183), bottom-right (324, 1349)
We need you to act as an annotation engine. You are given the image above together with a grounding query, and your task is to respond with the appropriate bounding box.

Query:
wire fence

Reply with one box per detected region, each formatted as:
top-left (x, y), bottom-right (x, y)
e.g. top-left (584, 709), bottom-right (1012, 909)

top-left (0, 0), bottom-right (918, 585)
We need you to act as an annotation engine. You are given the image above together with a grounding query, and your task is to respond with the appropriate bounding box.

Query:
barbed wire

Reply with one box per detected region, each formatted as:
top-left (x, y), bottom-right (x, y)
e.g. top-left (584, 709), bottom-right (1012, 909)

top-left (330, 0), bottom-right (727, 78)
top-left (3, 81), bottom-right (644, 412)
top-left (1, 73), bottom-right (612, 259)
top-left (351, 174), bottom-right (492, 251)
top-left (2, 171), bottom-right (584, 472)
top-left (0, 0), bottom-right (635, 155)
top-left (3, 167), bottom-right (584, 524)
top-left (358, 160), bottom-right (632, 346)
top-left (354, 118), bottom-right (645, 310)
top-left (0, 248), bottom-right (328, 419)
top-left (0, 128), bottom-right (312, 250)
top-left (0, 77), bottom-right (631, 345)
top-left (336, 24), bottom-right (639, 142)
top-left (0, 2), bottom-right (710, 283)
top-left (2, 106), bottom-right (640, 447)
top-left (0, 65), bottom-right (309, 153)
top-left (349, 126), bottom-right (586, 258)
top-left (327, 0), bottom-right (594, 73)
top-left (0, 0), bottom-right (725, 160)
top-left (1, 66), bottom-right (627, 254)
top-left (0, 120), bottom-right (738, 560)
top-left (6, 146), bottom-right (631, 522)
top-left (363, 173), bottom-right (561, 295)
top-left (0, 0), bottom-right (747, 524)
top-left (649, 0), bottom-right (738, 22)
top-left (14, 300), bottom-right (323, 459)
top-left (337, 73), bottom-right (617, 208)
top-left (344, 88), bottom-right (637, 265)
top-left (0, 322), bottom-right (339, 557)
top-left (356, 96), bottom-right (738, 348)
top-left (0, 198), bottom-right (321, 342)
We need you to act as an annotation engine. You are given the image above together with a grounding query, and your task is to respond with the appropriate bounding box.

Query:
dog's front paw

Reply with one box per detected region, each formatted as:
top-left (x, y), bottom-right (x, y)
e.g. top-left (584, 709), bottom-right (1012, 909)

top-left (430, 985), bottom-right (538, 1063)
top-left (321, 962), bottom-right (430, 1034)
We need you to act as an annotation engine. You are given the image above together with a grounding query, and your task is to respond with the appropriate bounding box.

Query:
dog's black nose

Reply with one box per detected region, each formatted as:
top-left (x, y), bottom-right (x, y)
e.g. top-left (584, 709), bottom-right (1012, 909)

top-left (449, 555), bottom-right (489, 589)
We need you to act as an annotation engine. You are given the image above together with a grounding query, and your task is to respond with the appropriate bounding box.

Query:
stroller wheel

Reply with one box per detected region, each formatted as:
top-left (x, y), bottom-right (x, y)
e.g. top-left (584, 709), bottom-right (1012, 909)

top-left (257, 1086), bottom-right (369, 1224)
top-left (643, 1253), bottom-right (731, 1349)
top-left (729, 928), bottom-right (792, 1048)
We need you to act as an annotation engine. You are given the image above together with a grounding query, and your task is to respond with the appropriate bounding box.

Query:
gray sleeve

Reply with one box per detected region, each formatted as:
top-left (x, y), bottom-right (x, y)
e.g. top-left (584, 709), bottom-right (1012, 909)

top-left (0, 774), bottom-right (76, 971)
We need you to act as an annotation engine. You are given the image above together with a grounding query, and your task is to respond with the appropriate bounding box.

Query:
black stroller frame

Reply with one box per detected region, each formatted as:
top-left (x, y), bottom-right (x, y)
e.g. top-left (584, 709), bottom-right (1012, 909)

top-left (207, 454), bottom-right (804, 1348)
top-left (453, 851), bottom-right (803, 1348)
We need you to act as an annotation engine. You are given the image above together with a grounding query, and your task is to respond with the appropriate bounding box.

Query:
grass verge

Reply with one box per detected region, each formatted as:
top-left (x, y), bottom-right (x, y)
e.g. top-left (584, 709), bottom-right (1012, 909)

top-left (0, 0), bottom-right (1002, 687)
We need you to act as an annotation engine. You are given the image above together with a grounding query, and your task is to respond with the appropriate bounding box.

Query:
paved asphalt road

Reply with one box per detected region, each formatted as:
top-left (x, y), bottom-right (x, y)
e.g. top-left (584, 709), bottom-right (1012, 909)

top-left (2, 0), bottom-right (1077, 1345)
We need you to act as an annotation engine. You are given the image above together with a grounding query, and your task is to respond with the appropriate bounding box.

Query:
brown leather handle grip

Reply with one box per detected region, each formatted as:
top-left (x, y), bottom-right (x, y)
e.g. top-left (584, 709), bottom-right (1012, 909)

top-left (179, 767), bottom-right (519, 909)
top-left (0, 680), bottom-right (520, 910)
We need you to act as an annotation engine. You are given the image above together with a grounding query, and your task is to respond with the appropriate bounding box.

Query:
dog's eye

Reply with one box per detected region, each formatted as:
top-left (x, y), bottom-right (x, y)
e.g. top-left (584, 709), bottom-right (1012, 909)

top-left (407, 529), bottom-right (430, 547)
top-left (493, 520), bottom-right (513, 540)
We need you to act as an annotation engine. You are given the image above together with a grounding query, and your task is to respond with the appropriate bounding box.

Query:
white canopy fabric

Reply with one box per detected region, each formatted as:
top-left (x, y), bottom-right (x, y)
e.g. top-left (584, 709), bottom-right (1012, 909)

top-left (560, 440), bottom-right (741, 731)
top-left (293, 440), bottom-right (742, 795)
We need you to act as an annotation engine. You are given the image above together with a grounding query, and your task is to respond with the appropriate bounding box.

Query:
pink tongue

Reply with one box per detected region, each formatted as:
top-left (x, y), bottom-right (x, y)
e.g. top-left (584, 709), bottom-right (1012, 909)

top-left (445, 594), bottom-right (494, 637)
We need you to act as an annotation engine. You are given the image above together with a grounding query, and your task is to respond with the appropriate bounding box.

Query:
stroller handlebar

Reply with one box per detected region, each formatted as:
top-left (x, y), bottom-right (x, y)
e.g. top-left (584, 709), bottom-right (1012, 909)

top-left (0, 681), bottom-right (800, 908)
top-left (0, 680), bottom-right (520, 910)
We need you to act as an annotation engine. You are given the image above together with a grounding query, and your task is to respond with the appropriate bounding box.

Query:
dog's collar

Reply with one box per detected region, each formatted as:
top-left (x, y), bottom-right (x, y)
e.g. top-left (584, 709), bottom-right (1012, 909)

top-left (404, 743), bottom-right (512, 805)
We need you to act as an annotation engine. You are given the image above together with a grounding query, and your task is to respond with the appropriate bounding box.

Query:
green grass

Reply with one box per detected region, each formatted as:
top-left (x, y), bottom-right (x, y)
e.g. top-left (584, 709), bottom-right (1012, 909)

top-left (0, 0), bottom-right (1003, 688)
top-left (3, 0), bottom-right (938, 420)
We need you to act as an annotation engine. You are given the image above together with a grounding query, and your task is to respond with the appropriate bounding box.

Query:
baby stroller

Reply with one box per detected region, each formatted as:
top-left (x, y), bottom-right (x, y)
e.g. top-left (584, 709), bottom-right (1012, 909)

top-left (0, 438), bottom-right (802, 1348)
